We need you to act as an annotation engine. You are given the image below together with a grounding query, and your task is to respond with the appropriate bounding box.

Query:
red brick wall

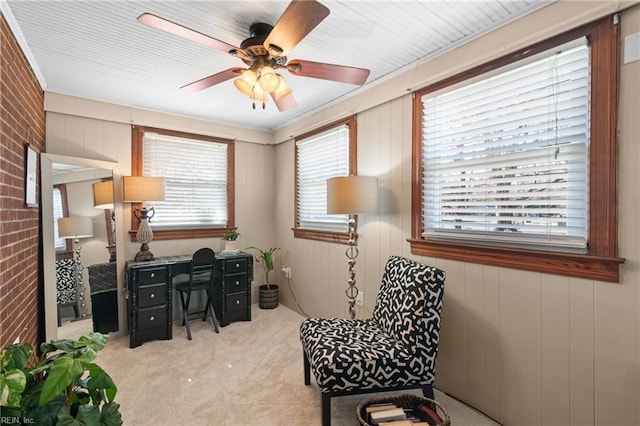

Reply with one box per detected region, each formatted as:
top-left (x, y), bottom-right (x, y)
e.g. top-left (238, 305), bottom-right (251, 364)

top-left (1, 14), bottom-right (45, 348)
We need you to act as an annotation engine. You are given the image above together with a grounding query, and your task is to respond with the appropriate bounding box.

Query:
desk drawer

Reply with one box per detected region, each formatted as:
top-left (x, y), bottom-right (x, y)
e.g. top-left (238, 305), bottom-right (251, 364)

top-left (138, 283), bottom-right (167, 308)
top-left (226, 274), bottom-right (248, 292)
top-left (138, 305), bottom-right (167, 330)
top-left (136, 267), bottom-right (166, 284)
top-left (226, 292), bottom-right (247, 313)
top-left (225, 259), bottom-right (248, 274)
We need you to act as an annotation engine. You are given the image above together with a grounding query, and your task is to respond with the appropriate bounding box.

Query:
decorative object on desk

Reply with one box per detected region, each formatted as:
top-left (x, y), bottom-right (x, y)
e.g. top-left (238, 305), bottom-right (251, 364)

top-left (246, 246), bottom-right (281, 309)
top-left (121, 176), bottom-right (166, 262)
top-left (326, 175), bottom-right (378, 319)
top-left (58, 216), bottom-right (93, 318)
top-left (0, 332), bottom-right (123, 425)
top-left (221, 228), bottom-right (241, 253)
top-left (93, 179), bottom-right (117, 262)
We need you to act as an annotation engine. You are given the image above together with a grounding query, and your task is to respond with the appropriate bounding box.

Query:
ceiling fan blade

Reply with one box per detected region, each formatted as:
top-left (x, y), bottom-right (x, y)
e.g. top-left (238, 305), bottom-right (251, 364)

top-left (287, 60), bottom-right (370, 85)
top-left (181, 68), bottom-right (241, 92)
top-left (271, 92), bottom-right (297, 111)
top-left (137, 13), bottom-right (237, 53)
top-left (263, 0), bottom-right (329, 56)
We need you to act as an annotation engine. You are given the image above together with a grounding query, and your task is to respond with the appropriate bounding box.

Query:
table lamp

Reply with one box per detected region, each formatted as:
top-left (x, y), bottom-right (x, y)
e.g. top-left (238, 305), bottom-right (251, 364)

top-left (93, 180), bottom-right (116, 261)
top-left (58, 216), bottom-right (94, 318)
top-left (121, 176), bottom-right (166, 262)
top-left (327, 175), bottom-right (378, 318)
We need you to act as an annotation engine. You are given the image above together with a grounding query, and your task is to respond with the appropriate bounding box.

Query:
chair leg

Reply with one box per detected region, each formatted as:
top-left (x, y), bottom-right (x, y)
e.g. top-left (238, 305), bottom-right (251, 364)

top-left (421, 384), bottom-right (434, 399)
top-left (73, 304), bottom-right (79, 319)
top-left (321, 393), bottom-right (331, 426)
top-left (207, 292), bottom-right (220, 333)
top-left (180, 290), bottom-right (193, 340)
top-left (303, 350), bottom-right (311, 385)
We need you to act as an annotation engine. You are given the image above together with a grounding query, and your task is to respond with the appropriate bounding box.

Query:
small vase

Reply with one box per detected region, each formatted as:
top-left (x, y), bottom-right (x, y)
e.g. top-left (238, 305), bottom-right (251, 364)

top-left (224, 241), bottom-right (238, 252)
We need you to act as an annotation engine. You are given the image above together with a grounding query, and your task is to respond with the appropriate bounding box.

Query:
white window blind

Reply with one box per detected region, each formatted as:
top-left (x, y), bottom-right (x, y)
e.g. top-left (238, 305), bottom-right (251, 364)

top-left (143, 132), bottom-right (228, 228)
top-left (422, 39), bottom-right (589, 252)
top-left (296, 124), bottom-right (350, 232)
top-left (53, 187), bottom-right (65, 251)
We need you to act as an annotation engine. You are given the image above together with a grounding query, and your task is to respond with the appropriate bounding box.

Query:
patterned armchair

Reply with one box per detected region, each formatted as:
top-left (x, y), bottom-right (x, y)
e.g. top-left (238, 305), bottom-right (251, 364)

top-left (56, 258), bottom-right (79, 326)
top-left (299, 256), bottom-right (446, 426)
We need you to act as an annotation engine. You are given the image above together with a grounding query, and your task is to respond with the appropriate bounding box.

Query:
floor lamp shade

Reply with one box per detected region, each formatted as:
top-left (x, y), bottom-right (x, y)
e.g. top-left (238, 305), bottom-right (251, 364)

top-left (327, 176), bottom-right (379, 214)
top-left (58, 217), bottom-right (94, 239)
top-left (93, 180), bottom-right (114, 209)
top-left (121, 176), bottom-right (166, 202)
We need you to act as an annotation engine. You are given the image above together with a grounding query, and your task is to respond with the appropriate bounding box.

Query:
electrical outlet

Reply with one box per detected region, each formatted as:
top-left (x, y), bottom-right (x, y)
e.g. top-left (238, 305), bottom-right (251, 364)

top-left (281, 265), bottom-right (292, 279)
top-left (356, 291), bottom-right (364, 306)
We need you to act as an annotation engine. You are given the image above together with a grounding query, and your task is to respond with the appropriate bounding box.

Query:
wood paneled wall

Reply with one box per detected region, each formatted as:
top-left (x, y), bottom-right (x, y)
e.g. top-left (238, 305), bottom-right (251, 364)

top-left (273, 6), bottom-right (640, 425)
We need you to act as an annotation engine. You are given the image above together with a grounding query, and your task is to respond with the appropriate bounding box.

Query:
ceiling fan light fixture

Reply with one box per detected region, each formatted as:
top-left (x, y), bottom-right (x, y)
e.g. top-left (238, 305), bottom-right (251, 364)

top-left (233, 69), bottom-right (258, 97)
top-left (273, 75), bottom-right (292, 101)
top-left (258, 66), bottom-right (280, 92)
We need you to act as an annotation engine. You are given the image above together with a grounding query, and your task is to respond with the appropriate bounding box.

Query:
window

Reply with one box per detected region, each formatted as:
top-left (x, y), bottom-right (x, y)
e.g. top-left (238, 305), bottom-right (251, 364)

top-left (53, 184), bottom-right (72, 257)
top-left (411, 16), bottom-right (623, 282)
top-left (131, 126), bottom-right (234, 240)
top-left (294, 116), bottom-right (357, 243)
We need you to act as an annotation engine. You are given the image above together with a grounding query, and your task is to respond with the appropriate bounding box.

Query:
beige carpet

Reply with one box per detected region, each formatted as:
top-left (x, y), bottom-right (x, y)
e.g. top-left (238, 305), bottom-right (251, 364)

top-left (96, 305), bottom-right (500, 425)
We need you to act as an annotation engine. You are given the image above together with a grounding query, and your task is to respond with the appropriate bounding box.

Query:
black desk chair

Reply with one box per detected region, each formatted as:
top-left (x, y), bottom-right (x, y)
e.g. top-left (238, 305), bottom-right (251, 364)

top-left (173, 248), bottom-right (220, 340)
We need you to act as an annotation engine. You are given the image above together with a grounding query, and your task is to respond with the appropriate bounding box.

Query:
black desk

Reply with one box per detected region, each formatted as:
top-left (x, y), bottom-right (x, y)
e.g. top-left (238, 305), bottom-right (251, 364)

top-left (126, 252), bottom-right (253, 348)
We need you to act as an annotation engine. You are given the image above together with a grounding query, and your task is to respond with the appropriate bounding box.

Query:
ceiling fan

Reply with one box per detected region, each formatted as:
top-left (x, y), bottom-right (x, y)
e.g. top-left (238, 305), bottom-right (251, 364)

top-left (137, 0), bottom-right (371, 111)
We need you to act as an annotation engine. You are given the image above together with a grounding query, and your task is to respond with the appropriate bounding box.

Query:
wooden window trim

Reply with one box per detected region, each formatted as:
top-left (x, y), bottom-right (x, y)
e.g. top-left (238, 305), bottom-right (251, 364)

top-left (410, 16), bottom-right (624, 282)
top-left (54, 183), bottom-right (73, 260)
top-left (130, 125), bottom-right (235, 241)
top-left (293, 116), bottom-right (357, 244)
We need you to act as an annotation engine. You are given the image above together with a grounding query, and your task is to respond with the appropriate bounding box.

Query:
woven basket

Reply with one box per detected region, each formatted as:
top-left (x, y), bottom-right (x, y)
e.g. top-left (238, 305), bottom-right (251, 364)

top-left (356, 394), bottom-right (450, 426)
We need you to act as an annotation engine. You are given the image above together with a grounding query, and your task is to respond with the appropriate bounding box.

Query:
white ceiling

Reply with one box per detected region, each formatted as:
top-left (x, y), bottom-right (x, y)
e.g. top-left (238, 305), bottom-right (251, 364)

top-left (4, 0), bottom-right (551, 131)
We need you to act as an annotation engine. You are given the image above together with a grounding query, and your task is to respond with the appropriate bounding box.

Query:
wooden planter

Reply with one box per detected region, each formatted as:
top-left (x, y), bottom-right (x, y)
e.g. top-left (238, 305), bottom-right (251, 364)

top-left (259, 284), bottom-right (279, 309)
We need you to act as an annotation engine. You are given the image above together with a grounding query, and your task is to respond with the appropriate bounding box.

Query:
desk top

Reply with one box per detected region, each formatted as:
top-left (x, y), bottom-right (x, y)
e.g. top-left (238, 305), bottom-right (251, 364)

top-left (125, 252), bottom-right (251, 269)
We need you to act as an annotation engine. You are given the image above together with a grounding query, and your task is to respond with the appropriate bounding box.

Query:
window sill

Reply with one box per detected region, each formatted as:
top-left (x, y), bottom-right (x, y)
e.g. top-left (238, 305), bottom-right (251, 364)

top-left (129, 228), bottom-right (229, 241)
top-left (293, 228), bottom-right (351, 244)
top-left (408, 239), bottom-right (624, 283)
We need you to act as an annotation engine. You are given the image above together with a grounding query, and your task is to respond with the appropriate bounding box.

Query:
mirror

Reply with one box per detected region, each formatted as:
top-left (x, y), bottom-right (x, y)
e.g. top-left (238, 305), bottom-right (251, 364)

top-left (41, 154), bottom-right (119, 341)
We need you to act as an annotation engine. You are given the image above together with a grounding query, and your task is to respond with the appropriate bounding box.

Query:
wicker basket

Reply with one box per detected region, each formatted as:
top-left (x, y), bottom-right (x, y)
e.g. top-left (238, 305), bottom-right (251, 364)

top-left (356, 394), bottom-right (450, 426)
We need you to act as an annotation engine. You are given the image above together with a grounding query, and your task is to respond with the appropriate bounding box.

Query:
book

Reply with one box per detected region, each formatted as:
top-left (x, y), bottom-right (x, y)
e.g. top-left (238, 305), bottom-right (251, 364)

top-left (365, 403), bottom-right (398, 415)
top-left (378, 421), bottom-right (414, 426)
top-left (369, 407), bottom-right (407, 425)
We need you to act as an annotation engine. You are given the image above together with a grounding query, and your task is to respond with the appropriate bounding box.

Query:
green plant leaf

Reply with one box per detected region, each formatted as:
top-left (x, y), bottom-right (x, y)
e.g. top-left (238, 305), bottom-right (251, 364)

top-left (100, 402), bottom-right (123, 426)
top-left (86, 366), bottom-right (116, 392)
top-left (22, 392), bottom-right (65, 426)
top-left (56, 403), bottom-right (102, 426)
top-left (76, 333), bottom-right (107, 353)
top-left (0, 368), bottom-right (27, 407)
top-left (39, 354), bottom-right (84, 405)
top-left (1, 343), bottom-right (33, 370)
top-left (40, 338), bottom-right (76, 354)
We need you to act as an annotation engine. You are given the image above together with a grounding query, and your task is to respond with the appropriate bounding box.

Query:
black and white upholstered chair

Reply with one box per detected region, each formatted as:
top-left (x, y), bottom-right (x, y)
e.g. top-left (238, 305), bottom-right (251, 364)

top-left (55, 258), bottom-right (79, 326)
top-left (299, 255), bottom-right (446, 426)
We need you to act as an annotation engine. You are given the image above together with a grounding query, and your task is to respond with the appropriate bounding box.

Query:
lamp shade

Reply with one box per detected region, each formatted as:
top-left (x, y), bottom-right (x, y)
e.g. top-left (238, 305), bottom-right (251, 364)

top-left (327, 176), bottom-right (379, 215)
top-left (121, 176), bottom-right (166, 202)
top-left (58, 217), bottom-right (93, 239)
top-left (93, 180), bottom-right (114, 209)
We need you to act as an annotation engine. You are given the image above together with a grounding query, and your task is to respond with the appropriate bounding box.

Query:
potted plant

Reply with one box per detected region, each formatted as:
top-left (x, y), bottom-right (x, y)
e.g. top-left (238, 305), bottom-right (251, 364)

top-left (0, 332), bottom-right (122, 425)
top-left (221, 228), bottom-right (241, 253)
top-left (246, 246), bottom-right (280, 309)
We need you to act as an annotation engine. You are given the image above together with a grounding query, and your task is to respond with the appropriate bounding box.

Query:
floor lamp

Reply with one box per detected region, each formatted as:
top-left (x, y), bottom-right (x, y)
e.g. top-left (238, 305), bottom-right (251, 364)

top-left (121, 176), bottom-right (166, 262)
top-left (58, 216), bottom-right (94, 318)
top-left (327, 175), bottom-right (379, 319)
